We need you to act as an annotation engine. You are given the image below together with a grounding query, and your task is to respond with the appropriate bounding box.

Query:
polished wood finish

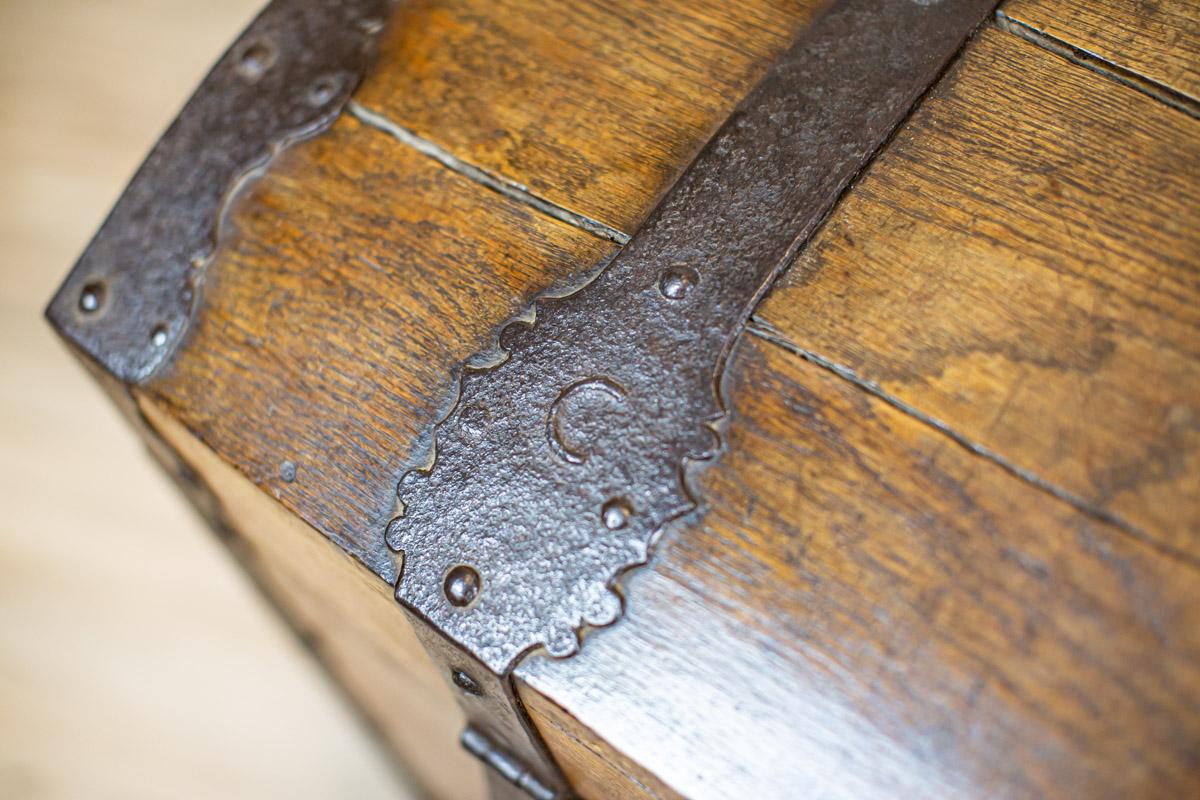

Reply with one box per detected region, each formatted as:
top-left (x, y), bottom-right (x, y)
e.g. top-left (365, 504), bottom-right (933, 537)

top-left (139, 395), bottom-right (487, 800)
top-left (146, 114), bottom-right (616, 578)
top-left (1003, 0), bottom-right (1200, 101)
top-left (68, 1), bottom-right (1200, 799)
top-left (139, 3), bottom-right (821, 794)
top-left (521, 331), bottom-right (1200, 798)
top-left (5, 2), bottom-right (411, 796)
top-left (756, 26), bottom-right (1200, 556)
top-left (513, 23), bottom-right (1200, 798)
top-left (519, 21), bottom-right (1200, 800)
top-left (355, 0), bottom-right (821, 232)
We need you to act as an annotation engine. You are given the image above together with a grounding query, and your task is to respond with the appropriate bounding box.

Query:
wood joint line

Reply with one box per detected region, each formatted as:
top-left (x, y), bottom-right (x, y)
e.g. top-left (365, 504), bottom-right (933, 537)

top-left (745, 318), bottom-right (1200, 571)
top-left (348, 101), bottom-right (630, 244)
top-left (995, 11), bottom-right (1200, 120)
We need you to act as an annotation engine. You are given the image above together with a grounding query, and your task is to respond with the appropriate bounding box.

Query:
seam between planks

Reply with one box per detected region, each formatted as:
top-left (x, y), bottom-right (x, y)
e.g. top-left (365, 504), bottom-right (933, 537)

top-left (348, 101), bottom-right (630, 245)
top-left (744, 317), bottom-right (1200, 571)
top-left (995, 11), bottom-right (1200, 119)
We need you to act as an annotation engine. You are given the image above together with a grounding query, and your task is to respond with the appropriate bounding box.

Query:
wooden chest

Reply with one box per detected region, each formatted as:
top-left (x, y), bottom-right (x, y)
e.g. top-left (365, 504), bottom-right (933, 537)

top-left (47, 0), bottom-right (1200, 797)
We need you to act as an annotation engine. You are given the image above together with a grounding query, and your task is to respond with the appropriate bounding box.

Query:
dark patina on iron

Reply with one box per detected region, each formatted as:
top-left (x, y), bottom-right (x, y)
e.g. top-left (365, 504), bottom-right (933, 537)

top-left (46, 0), bottom-right (396, 383)
top-left (389, 0), bottom-right (998, 672)
top-left (42, 0), bottom-right (1002, 796)
top-left (389, 0), bottom-right (997, 794)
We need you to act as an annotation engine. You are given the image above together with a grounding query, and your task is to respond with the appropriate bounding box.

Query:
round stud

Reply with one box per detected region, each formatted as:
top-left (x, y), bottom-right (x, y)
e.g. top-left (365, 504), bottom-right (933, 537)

top-left (658, 265), bottom-right (698, 300)
top-left (308, 75), bottom-right (341, 107)
top-left (79, 281), bottom-right (105, 314)
top-left (444, 565), bottom-right (481, 607)
top-left (237, 41), bottom-right (275, 81)
top-left (279, 460), bottom-right (297, 483)
top-left (451, 669), bottom-right (482, 696)
top-left (601, 498), bottom-right (632, 530)
top-left (150, 325), bottom-right (168, 348)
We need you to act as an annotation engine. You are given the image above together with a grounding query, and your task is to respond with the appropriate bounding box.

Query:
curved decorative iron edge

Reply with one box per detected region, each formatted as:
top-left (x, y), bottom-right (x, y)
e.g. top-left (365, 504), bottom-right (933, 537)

top-left (387, 0), bottom-right (1002, 677)
top-left (46, 0), bottom-right (397, 384)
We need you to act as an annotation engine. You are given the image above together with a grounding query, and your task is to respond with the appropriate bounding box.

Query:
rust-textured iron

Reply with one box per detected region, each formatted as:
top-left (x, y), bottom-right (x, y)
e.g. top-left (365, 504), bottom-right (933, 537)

top-left (390, 1), bottom-right (999, 793)
top-left (41, 0), bottom-right (1004, 796)
top-left (389, 0), bottom-right (999, 676)
top-left (45, 0), bottom-right (396, 383)
top-left (385, 2), bottom-right (1000, 790)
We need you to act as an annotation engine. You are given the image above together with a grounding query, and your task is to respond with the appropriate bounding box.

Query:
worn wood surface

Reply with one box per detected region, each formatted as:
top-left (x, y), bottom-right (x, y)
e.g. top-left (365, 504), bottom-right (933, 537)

top-left (1003, 0), bottom-right (1200, 102)
top-left (2, 1), bottom-right (413, 798)
top-left (48, 1), bottom-right (1200, 799)
top-left (137, 6), bottom-right (823, 793)
top-left (513, 22), bottom-right (1200, 800)
top-left (355, 0), bottom-right (821, 233)
top-left (756, 26), bottom-right (1200, 560)
top-left (145, 0), bottom-right (822, 585)
top-left (146, 114), bottom-right (617, 579)
top-left (139, 396), bottom-right (487, 800)
top-left (519, 331), bottom-right (1200, 798)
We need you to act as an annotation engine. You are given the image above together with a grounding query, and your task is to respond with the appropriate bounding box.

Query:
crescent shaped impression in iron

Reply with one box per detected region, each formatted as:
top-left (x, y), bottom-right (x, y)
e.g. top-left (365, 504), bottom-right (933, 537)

top-left (545, 377), bottom-right (628, 465)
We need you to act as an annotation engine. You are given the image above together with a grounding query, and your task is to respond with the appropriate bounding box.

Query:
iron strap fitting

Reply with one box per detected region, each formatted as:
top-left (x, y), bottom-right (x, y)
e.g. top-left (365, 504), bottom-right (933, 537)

top-left (48, 0), bottom-right (999, 797)
top-left (387, 1), bottom-right (998, 797)
top-left (46, 0), bottom-right (399, 382)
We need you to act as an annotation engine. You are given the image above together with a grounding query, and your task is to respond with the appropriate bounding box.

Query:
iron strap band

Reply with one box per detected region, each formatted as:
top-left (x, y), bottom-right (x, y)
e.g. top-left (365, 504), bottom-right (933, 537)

top-left (46, 0), bottom-right (1001, 797)
top-left (390, 0), bottom-right (999, 796)
top-left (46, 0), bottom-right (397, 383)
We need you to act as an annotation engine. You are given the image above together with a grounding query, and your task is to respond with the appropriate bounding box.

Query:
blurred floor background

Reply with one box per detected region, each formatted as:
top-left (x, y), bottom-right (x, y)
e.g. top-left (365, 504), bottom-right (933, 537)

top-left (0, 2), bottom-right (416, 797)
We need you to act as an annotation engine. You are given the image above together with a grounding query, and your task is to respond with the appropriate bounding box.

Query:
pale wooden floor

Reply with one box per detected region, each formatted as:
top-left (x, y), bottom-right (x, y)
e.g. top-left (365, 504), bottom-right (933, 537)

top-left (0, 2), bottom-right (415, 797)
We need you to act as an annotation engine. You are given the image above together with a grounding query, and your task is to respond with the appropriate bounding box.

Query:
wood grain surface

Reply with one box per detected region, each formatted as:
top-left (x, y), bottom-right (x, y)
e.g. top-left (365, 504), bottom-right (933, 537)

top-left (135, 4), bottom-right (823, 792)
top-left (756, 26), bottom-right (1200, 560)
top-left (147, 113), bottom-right (617, 579)
top-left (520, 331), bottom-right (1200, 798)
top-left (1003, 0), bottom-right (1200, 103)
top-left (514, 21), bottom-right (1200, 800)
top-left (145, 0), bottom-right (823, 584)
top-left (127, 2), bottom-right (823, 795)
top-left (140, 396), bottom-right (487, 800)
top-left (0, 2), bottom-right (414, 798)
top-left (33, 0), bottom-right (1200, 798)
top-left (355, 0), bottom-right (822, 233)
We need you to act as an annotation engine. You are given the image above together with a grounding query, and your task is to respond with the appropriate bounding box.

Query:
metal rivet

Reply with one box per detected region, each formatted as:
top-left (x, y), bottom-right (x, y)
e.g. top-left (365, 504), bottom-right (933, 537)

top-left (150, 325), bottom-right (168, 348)
top-left (357, 17), bottom-right (384, 35)
top-left (79, 281), bottom-right (105, 314)
top-left (451, 669), bottom-right (482, 696)
top-left (308, 75), bottom-right (341, 107)
top-left (237, 41), bottom-right (275, 81)
top-left (444, 565), bottom-right (481, 607)
top-left (280, 460), bottom-right (297, 483)
top-left (601, 498), bottom-right (631, 530)
top-left (658, 265), bottom-right (698, 299)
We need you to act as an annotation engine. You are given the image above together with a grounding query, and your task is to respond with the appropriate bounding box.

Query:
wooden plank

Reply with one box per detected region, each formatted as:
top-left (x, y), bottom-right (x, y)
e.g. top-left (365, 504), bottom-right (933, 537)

top-left (145, 113), bottom-right (617, 578)
top-left (139, 396), bottom-right (487, 800)
top-left (518, 331), bottom-right (1200, 799)
top-left (126, 6), bottom-right (839, 795)
top-left (755, 27), bottom-right (1200, 557)
top-left (1001, 0), bottom-right (1200, 103)
top-left (519, 689), bottom-right (684, 800)
top-left (354, 0), bottom-right (821, 233)
top-left (3, 1), bottom-right (413, 797)
top-left (124, 6), bottom-right (1200, 800)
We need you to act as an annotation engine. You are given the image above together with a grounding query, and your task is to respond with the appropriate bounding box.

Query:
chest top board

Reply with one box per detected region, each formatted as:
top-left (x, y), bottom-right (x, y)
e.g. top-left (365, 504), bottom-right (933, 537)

top-left (48, 0), bottom-right (1200, 798)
